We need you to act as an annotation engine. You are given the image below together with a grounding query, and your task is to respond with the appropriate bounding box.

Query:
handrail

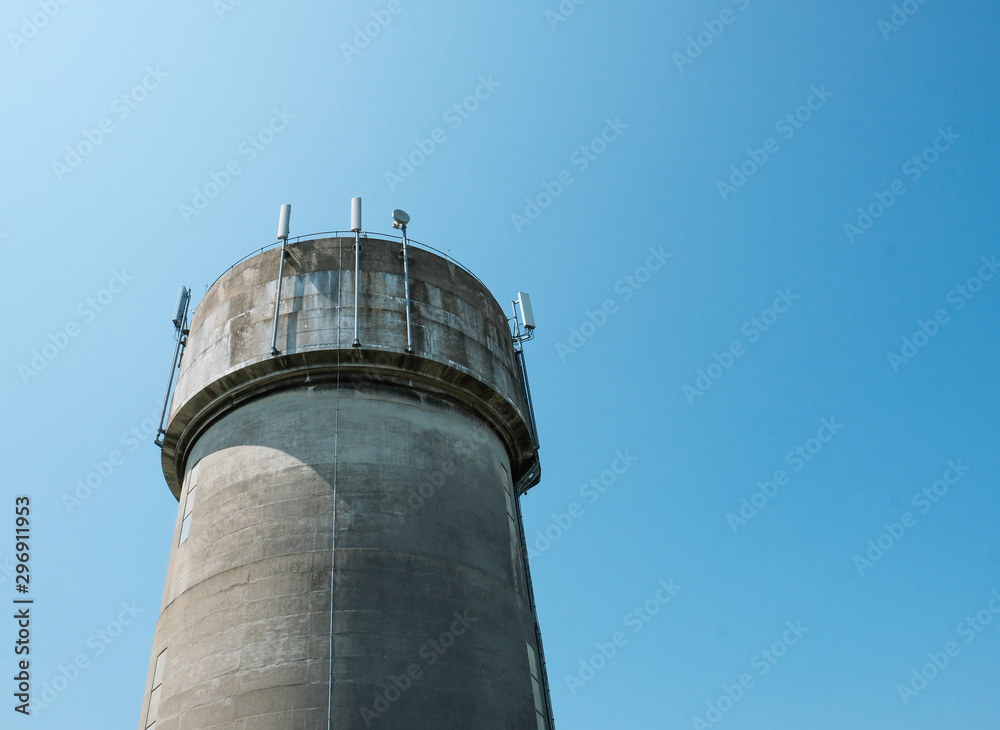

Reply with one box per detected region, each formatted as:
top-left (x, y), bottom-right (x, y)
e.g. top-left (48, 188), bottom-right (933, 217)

top-left (205, 230), bottom-right (489, 293)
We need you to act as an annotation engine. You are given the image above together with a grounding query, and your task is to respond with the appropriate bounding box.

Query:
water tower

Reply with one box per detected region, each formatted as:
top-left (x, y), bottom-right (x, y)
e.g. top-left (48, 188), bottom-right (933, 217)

top-left (140, 201), bottom-right (555, 729)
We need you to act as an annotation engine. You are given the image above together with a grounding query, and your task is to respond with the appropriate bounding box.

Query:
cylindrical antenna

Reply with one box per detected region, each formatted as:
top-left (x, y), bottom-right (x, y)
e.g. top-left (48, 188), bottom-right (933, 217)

top-left (352, 198), bottom-right (362, 347)
top-left (277, 203), bottom-right (291, 240)
top-left (393, 209), bottom-right (414, 353)
top-left (351, 197), bottom-right (362, 233)
top-left (271, 204), bottom-right (291, 355)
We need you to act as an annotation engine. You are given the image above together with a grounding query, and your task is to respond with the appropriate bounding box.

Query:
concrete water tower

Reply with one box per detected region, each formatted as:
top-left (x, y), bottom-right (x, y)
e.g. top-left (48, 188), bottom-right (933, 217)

top-left (140, 201), bottom-right (555, 729)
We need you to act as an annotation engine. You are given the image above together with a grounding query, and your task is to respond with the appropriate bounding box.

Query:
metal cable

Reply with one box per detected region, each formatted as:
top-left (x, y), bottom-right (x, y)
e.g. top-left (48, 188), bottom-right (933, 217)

top-left (327, 237), bottom-right (344, 729)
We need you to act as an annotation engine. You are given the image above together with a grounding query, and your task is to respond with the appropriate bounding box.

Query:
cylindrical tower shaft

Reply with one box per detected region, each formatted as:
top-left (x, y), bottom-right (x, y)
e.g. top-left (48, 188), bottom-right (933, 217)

top-left (139, 237), bottom-right (552, 729)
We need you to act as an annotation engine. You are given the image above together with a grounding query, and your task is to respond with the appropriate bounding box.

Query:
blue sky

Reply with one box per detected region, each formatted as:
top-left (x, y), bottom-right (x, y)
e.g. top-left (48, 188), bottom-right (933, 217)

top-left (2, 1), bottom-right (998, 728)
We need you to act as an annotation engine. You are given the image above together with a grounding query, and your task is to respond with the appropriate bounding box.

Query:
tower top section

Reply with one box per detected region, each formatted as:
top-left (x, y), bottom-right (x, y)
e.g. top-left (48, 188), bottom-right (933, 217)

top-left (159, 235), bottom-right (539, 499)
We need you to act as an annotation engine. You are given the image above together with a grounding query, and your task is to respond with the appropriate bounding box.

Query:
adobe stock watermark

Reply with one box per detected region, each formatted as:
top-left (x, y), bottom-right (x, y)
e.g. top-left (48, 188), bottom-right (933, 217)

top-left (726, 417), bottom-right (844, 534)
top-left (178, 107), bottom-right (295, 223)
top-left (565, 578), bottom-right (681, 695)
top-left (843, 126), bottom-right (960, 244)
top-left (683, 288), bottom-right (799, 404)
top-left (545, 0), bottom-right (587, 30)
top-left (692, 621), bottom-right (809, 728)
top-left (511, 116), bottom-right (627, 234)
top-left (360, 609), bottom-right (478, 726)
top-left (344, 361), bottom-right (495, 524)
top-left (391, 429), bottom-right (494, 524)
top-left (213, 0), bottom-right (248, 20)
top-left (51, 66), bottom-right (168, 182)
top-left (0, 557), bottom-right (15, 586)
top-left (555, 245), bottom-right (670, 362)
top-left (18, 269), bottom-right (135, 385)
top-left (716, 85), bottom-right (834, 202)
top-left (61, 401), bottom-right (162, 514)
top-left (527, 450), bottom-right (638, 558)
top-left (7, 0), bottom-right (73, 54)
top-left (853, 458), bottom-right (969, 577)
top-left (887, 255), bottom-right (998, 372)
top-left (340, 0), bottom-right (403, 61)
top-left (384, 75), bottom-right (501, 191)
top-left (897, 587), bottom-right (999, 705)
top-left (34, 600), bottom-right (143, 714)
top-left (878, 0), bottom-right (931, 40)
top-left (672, 0), bottom-right (752, 72)
top-left (393, 458), bottom-right (456, 522)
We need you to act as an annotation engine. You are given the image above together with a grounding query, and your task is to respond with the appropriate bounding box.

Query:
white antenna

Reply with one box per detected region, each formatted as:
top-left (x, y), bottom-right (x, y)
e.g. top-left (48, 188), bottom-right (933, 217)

top-left (351, 197), bottom-right (362, 233)
top-left (277, 203), bottom-right (291, 240)
top-left (271, 204), bottom-right (291, 355)
top-left (517, 292), bottom-right (536, 331)
top-left (393, 209), bottom-right (414, 353)
top-left (352, 197), bottom-right (362, 346)
top-left (510, 291), bottom-right (539, 449)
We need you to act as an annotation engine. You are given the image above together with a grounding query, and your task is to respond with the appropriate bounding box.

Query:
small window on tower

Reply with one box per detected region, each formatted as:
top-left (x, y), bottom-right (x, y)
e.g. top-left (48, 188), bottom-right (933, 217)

top-left (145, 648), bottom-right (167, 728)
top-left (179, 465), bottom-right (198, 545)
top-left (526, 642), bottom-right (548, 729)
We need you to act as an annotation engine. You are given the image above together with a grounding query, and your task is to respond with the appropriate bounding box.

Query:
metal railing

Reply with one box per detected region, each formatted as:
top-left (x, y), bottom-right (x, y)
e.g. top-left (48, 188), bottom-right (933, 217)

top-left (206, 230), bottom-right (489, 293)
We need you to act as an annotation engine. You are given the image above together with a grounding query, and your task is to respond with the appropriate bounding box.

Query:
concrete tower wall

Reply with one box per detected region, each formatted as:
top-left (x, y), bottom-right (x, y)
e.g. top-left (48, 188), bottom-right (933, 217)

top-left (140, 237), bottom-right (551, 729)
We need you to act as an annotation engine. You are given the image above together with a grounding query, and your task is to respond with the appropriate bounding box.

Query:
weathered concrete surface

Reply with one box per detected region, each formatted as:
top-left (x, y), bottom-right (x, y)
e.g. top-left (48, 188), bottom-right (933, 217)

top-left (140, 237), bottom-right (550, 729)
top-left (160, 237), bottom-right (536, 500)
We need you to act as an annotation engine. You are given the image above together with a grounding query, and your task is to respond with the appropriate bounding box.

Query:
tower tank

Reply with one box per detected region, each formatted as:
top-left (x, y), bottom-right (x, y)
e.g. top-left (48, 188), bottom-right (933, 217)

top-left (139, 228), bottom-right (554, 729)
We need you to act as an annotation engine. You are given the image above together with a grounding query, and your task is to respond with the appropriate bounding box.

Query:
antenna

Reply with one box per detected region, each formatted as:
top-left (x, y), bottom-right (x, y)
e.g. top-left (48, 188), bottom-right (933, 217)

top-left (271, 204), bottom-right (291, 356)
top-left (351, 197), bottom-right (362, 233)
top-left (393, 209), bottom-right (414, 353)
top-left (517, 292), bottom-right (535, 331)
top-left (391, 209), bottom-right (410, 228)
top-left (352, 197), bottom-right (362, 346)
top-left (277, 203), bottom-right (291, 240)
top-left (510, 292), bottom-right (539, 448)
top-left (172, 286), bottom-right (190, 329)
top-left (155, 286), bottom-right (191, 447)
top-left (510, 292), bottom-right (536, 348)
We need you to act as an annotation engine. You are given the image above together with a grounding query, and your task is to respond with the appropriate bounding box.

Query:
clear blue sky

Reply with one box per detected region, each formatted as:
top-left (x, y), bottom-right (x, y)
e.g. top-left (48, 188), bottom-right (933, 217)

top-left (2, 1), bottom-right (998, 728)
